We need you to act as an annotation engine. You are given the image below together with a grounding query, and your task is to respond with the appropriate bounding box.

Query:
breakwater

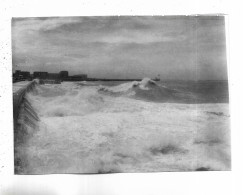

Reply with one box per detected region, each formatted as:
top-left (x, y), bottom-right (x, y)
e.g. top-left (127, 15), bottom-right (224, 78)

top-left (13, 80), bottom-right (39, 129)
top-left (13, 80), bottom-right (41, 173)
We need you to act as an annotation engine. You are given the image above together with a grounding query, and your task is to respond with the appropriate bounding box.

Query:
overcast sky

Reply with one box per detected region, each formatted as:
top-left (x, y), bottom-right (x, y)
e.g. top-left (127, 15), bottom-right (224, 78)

top-left (12, 16), bottom-right (227, 80)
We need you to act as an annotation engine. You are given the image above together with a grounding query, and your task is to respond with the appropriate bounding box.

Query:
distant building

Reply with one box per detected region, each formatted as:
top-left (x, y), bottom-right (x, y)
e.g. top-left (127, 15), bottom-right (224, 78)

top-left (15, 70), bottom-right (21, 77)
top-left (13, 69), bottom-right (88, 83)
top-left (33, 72), bottom-right (48, 79)
top-left (59, 71), bottom-right (69, 79)
top-left (20, 71), bottom-right (30, 78)
top-left (13, 70), bottom-right (31, 82)
top-left (48, 73), bottom-right (60, 80)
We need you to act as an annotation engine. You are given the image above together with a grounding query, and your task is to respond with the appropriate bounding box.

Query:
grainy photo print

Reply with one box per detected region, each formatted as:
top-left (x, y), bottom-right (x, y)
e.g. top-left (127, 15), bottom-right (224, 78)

top-left (12, 16), bottom-right (230, 174)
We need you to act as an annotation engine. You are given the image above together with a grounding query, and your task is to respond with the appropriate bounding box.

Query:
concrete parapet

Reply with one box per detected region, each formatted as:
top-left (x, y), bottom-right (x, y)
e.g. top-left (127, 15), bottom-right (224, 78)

top-left (13, 80), bottom-right (38, 129)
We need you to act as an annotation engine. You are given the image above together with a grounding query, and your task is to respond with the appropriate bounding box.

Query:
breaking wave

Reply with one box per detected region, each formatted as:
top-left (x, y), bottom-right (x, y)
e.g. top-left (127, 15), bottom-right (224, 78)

top-left (98, 78), bottom-right (196, 103)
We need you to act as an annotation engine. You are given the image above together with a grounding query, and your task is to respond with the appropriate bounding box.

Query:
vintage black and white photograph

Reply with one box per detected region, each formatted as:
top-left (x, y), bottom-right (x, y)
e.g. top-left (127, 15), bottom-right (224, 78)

top-left (12, 16), bottom-right (230, 174)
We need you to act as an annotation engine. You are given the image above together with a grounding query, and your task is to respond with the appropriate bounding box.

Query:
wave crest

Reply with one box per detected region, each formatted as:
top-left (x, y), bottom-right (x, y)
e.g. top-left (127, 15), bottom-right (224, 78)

top-left (98, 78), bottom-right (193, 102)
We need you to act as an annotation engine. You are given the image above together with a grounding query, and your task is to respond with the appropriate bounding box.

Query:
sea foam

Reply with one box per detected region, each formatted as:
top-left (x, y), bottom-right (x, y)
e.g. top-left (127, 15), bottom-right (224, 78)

top-left (14, 80), bottom-right (231, 174)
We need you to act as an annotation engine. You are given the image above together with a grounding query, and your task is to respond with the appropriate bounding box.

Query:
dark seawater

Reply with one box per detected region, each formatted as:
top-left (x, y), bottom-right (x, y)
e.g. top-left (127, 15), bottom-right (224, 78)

top-left (161, 80), bottom-right (229, 103)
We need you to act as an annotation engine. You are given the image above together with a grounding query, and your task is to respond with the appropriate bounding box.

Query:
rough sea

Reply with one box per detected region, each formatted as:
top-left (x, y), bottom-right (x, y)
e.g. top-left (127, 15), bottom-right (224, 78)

top-left (15, 78), bottom-right (231, 174)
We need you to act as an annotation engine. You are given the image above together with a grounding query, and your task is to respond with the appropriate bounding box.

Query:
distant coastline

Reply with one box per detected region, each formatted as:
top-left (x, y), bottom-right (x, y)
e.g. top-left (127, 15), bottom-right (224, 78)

top-left (12, 70), bottom-right (228, 83)
top-left (12, 69), bottom-right (161, 83)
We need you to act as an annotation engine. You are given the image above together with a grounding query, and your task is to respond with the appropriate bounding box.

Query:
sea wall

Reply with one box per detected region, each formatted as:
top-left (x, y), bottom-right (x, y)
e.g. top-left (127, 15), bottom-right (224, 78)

top-left (14, 80), bottom-right (40, 174)
top-left (13, 80), bottom-right (38, 129)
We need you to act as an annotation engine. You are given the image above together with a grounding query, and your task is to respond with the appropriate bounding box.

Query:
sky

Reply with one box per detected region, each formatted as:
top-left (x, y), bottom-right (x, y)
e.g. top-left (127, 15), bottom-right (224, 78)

top-left (12, 16), bottom-right (228, 80)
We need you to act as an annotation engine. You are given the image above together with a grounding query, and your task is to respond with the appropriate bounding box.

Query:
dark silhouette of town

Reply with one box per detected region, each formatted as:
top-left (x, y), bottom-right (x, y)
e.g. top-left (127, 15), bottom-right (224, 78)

top-left (13, 70), bottom-right (161, 83)
top-left (13, 70), bottom-right (87, 83)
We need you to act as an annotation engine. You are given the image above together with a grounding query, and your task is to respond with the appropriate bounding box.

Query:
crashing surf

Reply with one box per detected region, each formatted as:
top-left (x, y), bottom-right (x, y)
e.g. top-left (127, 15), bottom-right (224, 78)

top-left (14, 78), bottom-right (230, 174)
top-left (98, 78), bottom-right (196, 103)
